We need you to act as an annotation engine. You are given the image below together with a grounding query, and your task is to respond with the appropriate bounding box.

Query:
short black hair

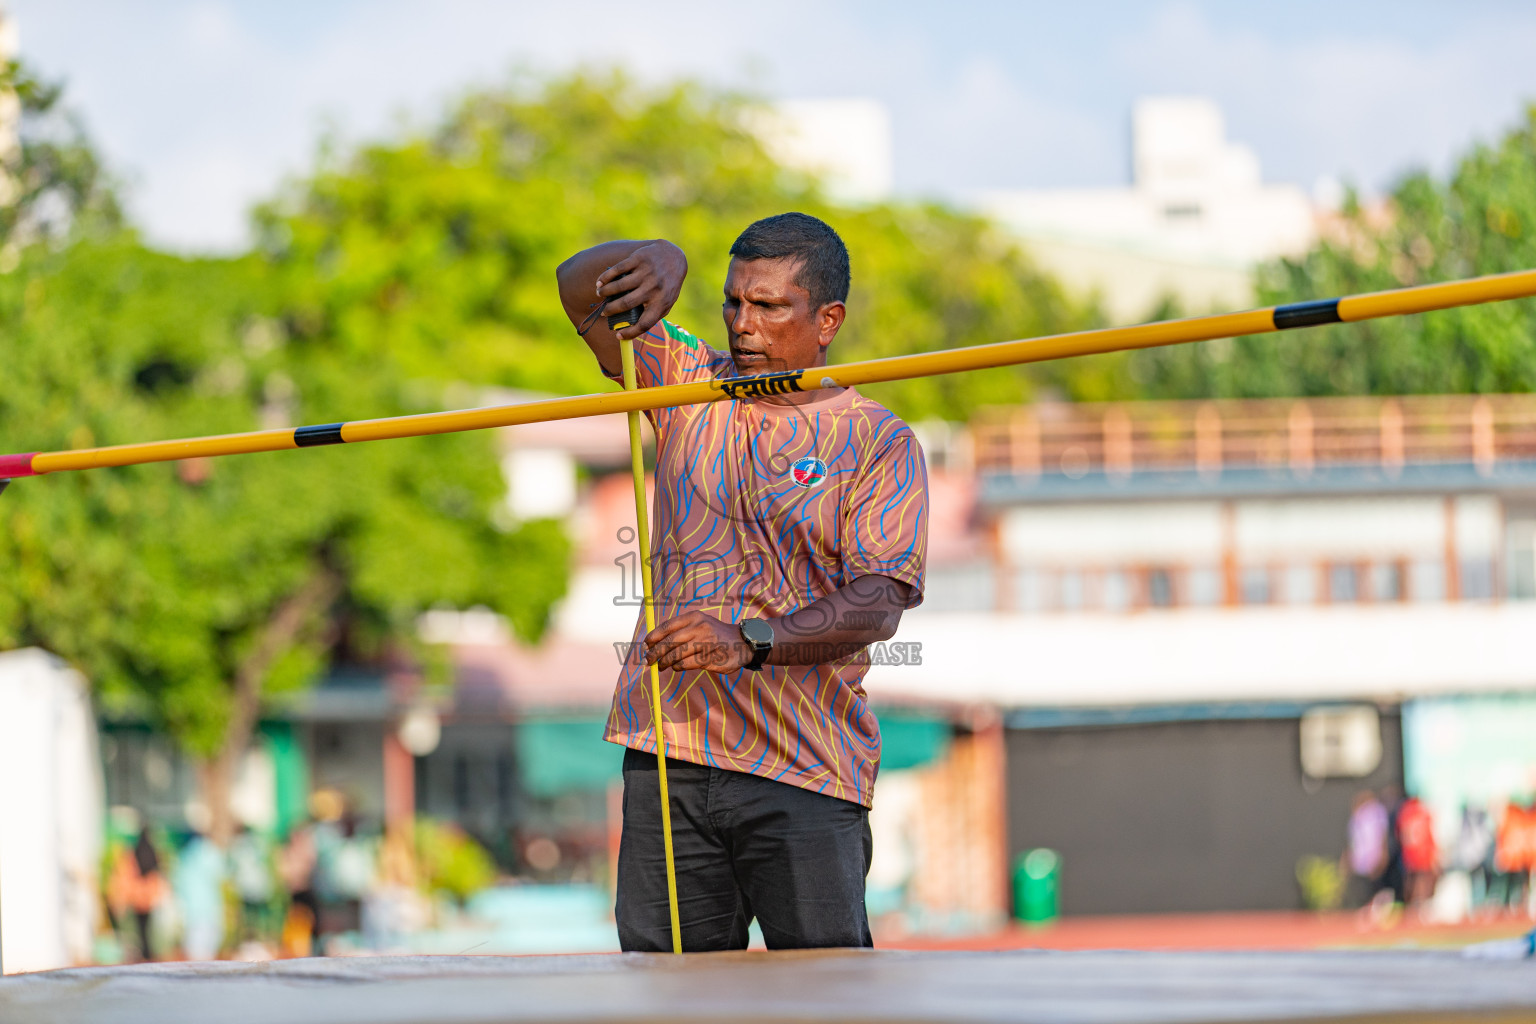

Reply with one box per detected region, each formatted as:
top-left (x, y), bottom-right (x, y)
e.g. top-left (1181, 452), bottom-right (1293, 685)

top-left (728, 212), bottom-right (850, 310)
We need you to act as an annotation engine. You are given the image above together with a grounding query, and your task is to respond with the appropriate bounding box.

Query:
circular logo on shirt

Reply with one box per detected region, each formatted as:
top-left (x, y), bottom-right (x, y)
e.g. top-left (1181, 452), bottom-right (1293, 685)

top-left (789, 456), bottom-right (828, 489)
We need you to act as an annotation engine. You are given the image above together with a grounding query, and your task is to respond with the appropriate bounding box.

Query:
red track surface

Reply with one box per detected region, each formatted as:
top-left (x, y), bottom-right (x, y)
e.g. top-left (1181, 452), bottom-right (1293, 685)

top-left (882, 911), bottom-right (1535, 952)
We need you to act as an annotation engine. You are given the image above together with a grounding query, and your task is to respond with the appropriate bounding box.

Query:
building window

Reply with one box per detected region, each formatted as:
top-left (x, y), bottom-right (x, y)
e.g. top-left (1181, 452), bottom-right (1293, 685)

top-left (1371, 562), bottom-right (1405, 602)
top-left (1328, 563), bottom-right (1362, 603)
top-left (1014, 568), bottom-right (1047, 613)
top-left (453, 753), bottom-right (471, 813)
top-left (1187, 566), bottom-right (1223, 606)
top-left (1461, 558), bottom-right (1496, 601)
top-left (497, 750), bottom-right (516, 819)
top-left (1284, 564), bottom-right (1318, 604)
top-left (1146, 568), bottom-right (1176, 608)
top-left (1411, 560), bottom-right (1446, 602)
top-left (1060, 570), bottom-right (1086, 611)
top-left (1508, 521), bottom-right (1536, 599)
top-left (1240, 566), bottom-right (1272, 604)
top-left (1104, 570), bottom-right (1133, 612)
top-left (922, 563), bottom-right (996, 613)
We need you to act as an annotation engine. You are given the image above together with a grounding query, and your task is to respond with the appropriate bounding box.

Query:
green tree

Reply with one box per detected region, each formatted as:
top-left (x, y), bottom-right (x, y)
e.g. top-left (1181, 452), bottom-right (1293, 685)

top-left (259, 71), bottom-right (1094, 421)
top-left (0, 59), bottom-right (121, 255)
top-left (1126, 105), bottom-right (1536, 400)
top-left (0, 242), bottom-right (567, 844)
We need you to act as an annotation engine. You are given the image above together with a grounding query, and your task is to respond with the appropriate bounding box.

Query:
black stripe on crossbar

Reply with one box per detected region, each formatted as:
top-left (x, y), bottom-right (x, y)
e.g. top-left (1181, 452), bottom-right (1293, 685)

top-left (294, 423), bottom-right (346, 447)
top-left (1272, 299), bottom-right (1342, 330)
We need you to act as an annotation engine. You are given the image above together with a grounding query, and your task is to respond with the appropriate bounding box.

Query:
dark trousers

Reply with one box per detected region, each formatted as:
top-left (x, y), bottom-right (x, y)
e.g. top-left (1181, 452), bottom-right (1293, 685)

top-left (617, 748), bottom-right (873, 951)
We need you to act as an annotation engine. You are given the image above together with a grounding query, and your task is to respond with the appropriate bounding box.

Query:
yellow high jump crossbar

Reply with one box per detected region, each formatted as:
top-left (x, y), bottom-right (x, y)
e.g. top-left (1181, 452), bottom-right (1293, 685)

top-left (2, 267), bottom-right (1536, 481)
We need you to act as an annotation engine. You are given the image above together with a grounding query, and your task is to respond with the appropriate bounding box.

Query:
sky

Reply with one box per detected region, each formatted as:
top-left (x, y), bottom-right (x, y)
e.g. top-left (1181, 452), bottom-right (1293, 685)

top-left (9, 0), bottom-right (1536, 253)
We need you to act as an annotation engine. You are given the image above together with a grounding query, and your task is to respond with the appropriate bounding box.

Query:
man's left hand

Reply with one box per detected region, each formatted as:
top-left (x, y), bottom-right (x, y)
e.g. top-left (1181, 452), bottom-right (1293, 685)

top-left (644, 611), bottom-right (750, 672)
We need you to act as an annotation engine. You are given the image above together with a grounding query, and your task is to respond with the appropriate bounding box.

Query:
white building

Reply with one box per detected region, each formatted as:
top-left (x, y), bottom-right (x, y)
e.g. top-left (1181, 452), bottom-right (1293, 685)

top-left (877, 394), bottom-right (1536, 914)
top-left (981, 97), bottom-right (1318, 322)
top-left (0, 649), bottom-right (103, 973)
top-left (747, 98), bottom-right (894, 205)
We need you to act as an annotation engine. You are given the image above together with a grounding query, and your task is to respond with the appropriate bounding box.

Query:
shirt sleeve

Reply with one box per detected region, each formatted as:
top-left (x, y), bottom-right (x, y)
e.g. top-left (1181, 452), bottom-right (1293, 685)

top-left (840, 428), bottom-right (928, 607)
top-left (602, 319), bottom-right (733, 390)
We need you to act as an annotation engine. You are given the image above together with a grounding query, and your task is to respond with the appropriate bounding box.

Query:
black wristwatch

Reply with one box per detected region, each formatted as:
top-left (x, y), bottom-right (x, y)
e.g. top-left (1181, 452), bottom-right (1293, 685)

top-left (738, 618), bottom-right (774, 671)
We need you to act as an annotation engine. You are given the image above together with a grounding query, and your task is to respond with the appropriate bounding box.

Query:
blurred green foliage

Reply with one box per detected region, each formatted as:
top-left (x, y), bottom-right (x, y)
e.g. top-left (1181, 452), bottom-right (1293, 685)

top-left (0, 58), bottom-right (121, 253)
top-left (1127, 104), bottom-right (1536, 399)
top-left (0, 239), bottom-right (569, 759)
top-left (1295, 855), bottom-right (1346, 912)
top-left (414, 817), bottom-right (497, 905)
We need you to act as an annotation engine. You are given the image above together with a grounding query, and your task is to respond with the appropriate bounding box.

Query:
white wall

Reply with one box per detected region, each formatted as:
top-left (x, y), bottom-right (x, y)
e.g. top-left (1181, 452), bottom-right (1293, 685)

top-left (1234, 497), bottom-right (1445, 560)
top-left (870, 603), bottom-right (1536, 708)
top-left (1002, 502), bottom-right (1224, 563)
top-left (0, 649), bottom-right (103, 973)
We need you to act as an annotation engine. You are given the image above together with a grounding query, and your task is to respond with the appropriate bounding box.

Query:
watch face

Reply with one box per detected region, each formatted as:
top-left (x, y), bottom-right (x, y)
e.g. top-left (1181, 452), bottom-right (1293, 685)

top-left (740, 618), bottom-right (774, 647)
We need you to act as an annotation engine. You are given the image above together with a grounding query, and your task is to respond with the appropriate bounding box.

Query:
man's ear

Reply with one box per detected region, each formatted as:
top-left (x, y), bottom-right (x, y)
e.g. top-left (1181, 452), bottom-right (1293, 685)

top-left (818, 301), bottom-right (847, 349)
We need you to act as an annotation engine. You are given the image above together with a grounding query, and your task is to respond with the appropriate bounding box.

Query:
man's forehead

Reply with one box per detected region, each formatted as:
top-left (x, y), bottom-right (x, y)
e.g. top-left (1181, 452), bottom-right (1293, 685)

top-left (725, 256), bottom-right (808, 297)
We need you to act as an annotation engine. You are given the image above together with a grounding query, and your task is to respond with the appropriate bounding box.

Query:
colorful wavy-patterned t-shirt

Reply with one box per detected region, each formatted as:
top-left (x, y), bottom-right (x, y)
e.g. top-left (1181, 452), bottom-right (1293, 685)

top-left (603, 320), bottom-right (928, 808)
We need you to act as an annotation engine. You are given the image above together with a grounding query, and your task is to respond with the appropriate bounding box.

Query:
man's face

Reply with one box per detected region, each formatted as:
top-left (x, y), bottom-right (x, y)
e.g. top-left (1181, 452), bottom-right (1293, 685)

top-left (721, 257), bottom-right (845, 375)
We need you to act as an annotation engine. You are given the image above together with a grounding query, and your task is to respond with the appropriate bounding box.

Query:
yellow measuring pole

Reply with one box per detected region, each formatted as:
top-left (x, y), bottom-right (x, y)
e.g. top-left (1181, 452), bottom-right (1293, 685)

top-left (618, 336), bottom-right (684, 955)
top-left (4, 267), bottom-right (1536, 479)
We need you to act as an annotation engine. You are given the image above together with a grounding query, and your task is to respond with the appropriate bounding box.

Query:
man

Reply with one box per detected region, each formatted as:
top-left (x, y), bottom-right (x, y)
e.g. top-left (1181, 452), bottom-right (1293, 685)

top-left (556, 212), bottom-right (928, 951)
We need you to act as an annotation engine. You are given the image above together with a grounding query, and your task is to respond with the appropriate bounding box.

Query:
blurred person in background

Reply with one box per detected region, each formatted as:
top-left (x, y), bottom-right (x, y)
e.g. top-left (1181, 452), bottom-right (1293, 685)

top-left (317, 810), bottom-right (377, 952)
top-left (123, 827), bottom-right (165, 962)
top-left (1379, 785), bottom-right (1408, 906)
top-left (362, 824), bottom-right (424, 952)
top-left (174, 825), bottom-right (228, 960)
top-left (1495, 797), bottom-right (1536, 914)
top-left (229, 824), bottom-right (277, 953)
top-left (309, 790), bottom-right (349, 950)
top-left (1343, 790), bottom-right (1389, 908)
top-left (1453, 802), bottom-right (1497, 915)
top-left (1397, 792), bottom-right (1439, 911)
top-left (279, 818), bottom-right (320, 957)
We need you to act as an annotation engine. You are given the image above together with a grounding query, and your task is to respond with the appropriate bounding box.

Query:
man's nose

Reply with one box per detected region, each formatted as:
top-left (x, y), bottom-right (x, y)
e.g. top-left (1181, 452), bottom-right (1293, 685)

top-left (728, 303), bottom-right (754, 336)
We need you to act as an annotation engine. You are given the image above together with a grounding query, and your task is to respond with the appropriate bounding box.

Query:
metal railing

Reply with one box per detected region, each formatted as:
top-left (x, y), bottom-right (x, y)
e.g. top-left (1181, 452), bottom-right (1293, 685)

top-left (972, 395), bottom-right (1536, 479)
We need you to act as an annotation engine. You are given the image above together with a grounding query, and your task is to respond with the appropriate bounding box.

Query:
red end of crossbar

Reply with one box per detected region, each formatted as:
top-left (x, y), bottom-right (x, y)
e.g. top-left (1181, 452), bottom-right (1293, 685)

top-left (0, 452), bottom-right (37, 478)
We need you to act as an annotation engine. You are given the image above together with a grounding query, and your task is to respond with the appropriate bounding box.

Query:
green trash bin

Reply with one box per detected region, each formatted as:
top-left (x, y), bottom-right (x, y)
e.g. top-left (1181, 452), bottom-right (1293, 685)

top-left (1013, 848), bottom-right (1060, 926)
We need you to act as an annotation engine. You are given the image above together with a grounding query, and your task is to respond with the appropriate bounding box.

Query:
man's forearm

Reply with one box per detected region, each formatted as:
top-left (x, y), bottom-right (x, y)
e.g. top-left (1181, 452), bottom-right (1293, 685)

top-left (763, 574), bottom-right (912, 666)
top-left (556, 238), bottom-right (687, 376)
top-left (556, 240), bottom-right (651, 313)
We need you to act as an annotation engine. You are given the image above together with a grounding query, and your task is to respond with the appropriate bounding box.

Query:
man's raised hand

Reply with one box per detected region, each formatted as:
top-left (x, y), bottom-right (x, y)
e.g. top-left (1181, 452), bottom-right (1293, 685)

top-left (557, 239), bottom-right (688, 377)
top-left (596, 241), bottom-right (688, 342)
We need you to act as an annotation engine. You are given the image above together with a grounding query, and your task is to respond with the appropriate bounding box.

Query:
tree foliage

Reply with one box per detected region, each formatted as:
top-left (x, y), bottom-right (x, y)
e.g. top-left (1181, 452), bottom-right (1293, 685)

top-left (0, 241), bottom-right (568, 757)
top-left (0, 59), bottom-right (121, 254)
top-left (1127, 105), bottom-right (1536, 400)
